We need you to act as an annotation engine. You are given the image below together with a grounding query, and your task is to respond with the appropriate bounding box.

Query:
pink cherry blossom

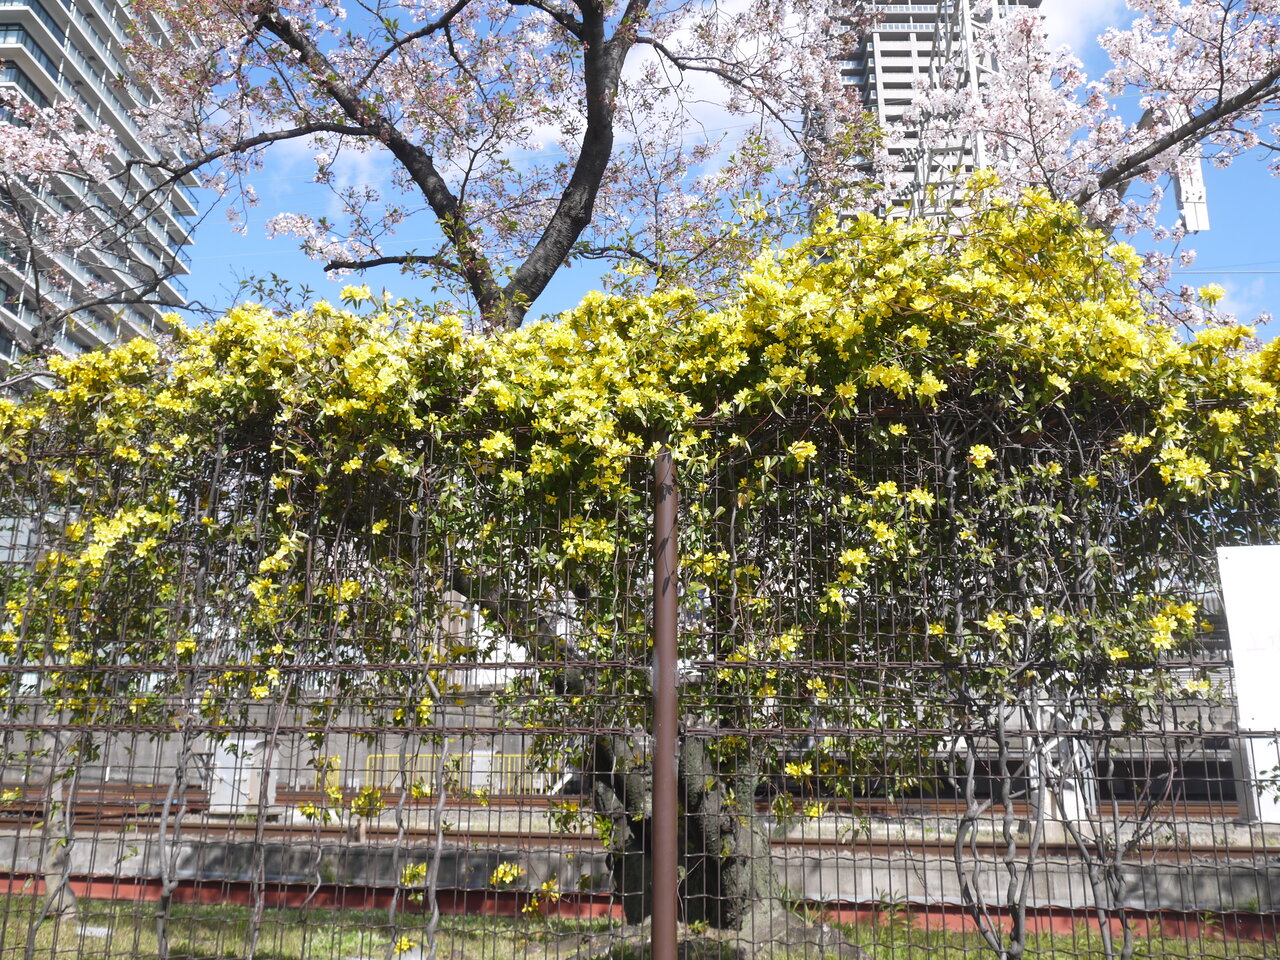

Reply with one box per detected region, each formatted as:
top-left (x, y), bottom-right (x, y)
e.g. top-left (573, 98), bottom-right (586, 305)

top-left (3, 1), bottom-right (1278, 333)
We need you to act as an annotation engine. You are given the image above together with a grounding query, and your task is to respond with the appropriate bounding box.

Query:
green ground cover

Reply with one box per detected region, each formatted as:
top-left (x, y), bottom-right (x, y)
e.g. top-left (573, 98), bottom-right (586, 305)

top-left (0, 899), bottom-right (1274, 959)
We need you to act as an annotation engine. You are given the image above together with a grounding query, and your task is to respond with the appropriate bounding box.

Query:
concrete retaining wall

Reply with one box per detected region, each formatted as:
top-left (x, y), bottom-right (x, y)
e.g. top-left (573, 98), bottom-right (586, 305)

top-left (2, 829), bottom-right (1279, 914)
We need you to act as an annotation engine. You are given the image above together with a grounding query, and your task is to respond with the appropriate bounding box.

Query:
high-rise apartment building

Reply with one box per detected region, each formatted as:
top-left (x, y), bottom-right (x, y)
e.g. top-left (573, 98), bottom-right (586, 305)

top-left (840, 0), bottom-right (1043, 215)
top-left (0, 0), bottom-right (195, 369)
top-left (840, 1), bottom-right (1211, 229)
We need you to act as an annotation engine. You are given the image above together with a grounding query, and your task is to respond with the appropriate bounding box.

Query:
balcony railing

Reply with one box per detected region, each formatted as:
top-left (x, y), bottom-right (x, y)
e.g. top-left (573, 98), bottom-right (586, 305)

top-left (0, 0), bottom-right (65, 42)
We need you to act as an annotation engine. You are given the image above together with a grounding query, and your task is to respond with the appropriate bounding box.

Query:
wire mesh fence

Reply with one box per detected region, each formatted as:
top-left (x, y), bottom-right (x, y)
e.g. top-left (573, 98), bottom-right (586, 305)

top-left (2, 391), bottom-right (1280, 960)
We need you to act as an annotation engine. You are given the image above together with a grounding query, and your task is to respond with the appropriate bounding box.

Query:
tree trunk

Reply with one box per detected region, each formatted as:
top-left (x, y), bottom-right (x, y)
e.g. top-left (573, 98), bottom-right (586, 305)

top-left (24, 727), bottom-right (82, 960)
top-left (591, 736), bottom-right (654, 924)
top-left (591, 735), bottom-right (777, 927)
top-left (589, 734), bottom-right (865, 958)
top-left (679, 736), bottom-right (776, 930)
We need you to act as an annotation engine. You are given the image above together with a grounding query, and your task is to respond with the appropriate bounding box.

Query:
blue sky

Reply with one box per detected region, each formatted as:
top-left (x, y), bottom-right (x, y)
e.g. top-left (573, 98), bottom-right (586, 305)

top-left (1040, 0), bottom-right (1280, 332)
top-left (176, 0), bottom-right (1280, 331)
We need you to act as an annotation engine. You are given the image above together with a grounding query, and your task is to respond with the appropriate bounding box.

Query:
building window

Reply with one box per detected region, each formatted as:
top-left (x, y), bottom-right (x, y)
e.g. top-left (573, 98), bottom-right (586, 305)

top-left (0, 25), bottom-right (60, 80)
top-left (0, 60), bottom-right (50, 106)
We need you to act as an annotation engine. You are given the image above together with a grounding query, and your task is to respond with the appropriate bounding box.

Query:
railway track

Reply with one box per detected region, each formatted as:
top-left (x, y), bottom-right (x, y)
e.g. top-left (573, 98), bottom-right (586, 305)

top-left (0, 782), bottom-right (1239, 823)
top-left (0, 807), bottom-right (1262, 862)
top-left (21, 821), bottom-right (1258, 860)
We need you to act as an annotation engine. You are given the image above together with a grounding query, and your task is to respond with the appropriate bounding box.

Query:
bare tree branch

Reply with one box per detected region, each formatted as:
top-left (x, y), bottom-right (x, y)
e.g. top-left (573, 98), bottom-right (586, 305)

top-left (324, 252), bottom-right (462, 275)
top-left (255, 7), bottom-right (508, 321)
top-left (356, 0), bottom-right (479, 87)
top-left (634, 36), bottom-right (806, 151)
top-left (573, 243), bottom-right (667, 277)
top-left (127, 122), bottom-right (372, 185)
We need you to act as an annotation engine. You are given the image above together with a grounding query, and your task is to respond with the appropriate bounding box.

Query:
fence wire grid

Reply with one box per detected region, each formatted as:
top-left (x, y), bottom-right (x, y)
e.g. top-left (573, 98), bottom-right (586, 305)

top-left (1, 402), bottom-right (1280, 960)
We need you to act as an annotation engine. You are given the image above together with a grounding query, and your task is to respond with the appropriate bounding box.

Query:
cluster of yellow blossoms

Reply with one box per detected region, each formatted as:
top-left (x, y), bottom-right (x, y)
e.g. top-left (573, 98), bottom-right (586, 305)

top-left (0, 188), bottom-right (1275, 781)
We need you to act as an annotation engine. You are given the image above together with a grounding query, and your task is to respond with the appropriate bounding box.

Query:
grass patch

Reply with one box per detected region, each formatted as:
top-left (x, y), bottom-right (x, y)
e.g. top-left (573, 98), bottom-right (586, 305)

top-left (837, 923), bottom-right (1276, 959)
top-left (0, 898), bottom-right (593, 960)
top-left (0, 898), bottom-right (1274, 959)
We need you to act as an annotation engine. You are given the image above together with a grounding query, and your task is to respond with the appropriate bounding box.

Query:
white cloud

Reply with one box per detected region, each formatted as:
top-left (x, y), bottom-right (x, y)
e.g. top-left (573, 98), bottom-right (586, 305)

top-left (1040, 0), bottom-right (1129, 53)
top-left (1218, 276), bottom-right (1270, 324)
top-left (325, 145), bottom-right (392, 219)
top-left (241, 132), bottom-right (393, 223)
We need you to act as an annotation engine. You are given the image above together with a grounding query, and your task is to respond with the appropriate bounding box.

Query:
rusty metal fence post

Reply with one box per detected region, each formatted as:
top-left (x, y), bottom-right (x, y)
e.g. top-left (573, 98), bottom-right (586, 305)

top-left (652, 447), bottom-right (679, 960)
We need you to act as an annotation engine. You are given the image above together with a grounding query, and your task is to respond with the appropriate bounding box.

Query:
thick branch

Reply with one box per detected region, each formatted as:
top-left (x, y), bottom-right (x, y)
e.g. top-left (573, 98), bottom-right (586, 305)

top-left (129, 122), bottom-right (371, 184)
top-left (236, 0), bottom-right (658, 330)
top-left (0, 369), bottom-right (54, 391)
top-left (1076, 65), bottom-right (1280, 207)
top-left (507, 0), bottom-right (583, 39)
top-left (500, 0), bottom-right (647, 329)
top-left (449, 568), bottom-right (589, 695)
top-left (257, 9), bottom-right (507, 318)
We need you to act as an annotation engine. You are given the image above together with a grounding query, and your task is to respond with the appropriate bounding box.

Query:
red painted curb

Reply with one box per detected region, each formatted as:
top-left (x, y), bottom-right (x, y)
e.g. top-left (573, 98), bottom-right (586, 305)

top-left (2, 873), bottom-right (1277, 941)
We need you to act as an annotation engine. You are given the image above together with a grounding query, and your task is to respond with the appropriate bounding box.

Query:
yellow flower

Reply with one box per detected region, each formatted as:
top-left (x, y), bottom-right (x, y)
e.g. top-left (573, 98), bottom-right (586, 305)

top-left (489, 862), bottom-right (525, 887)
top-left (1170, 455), bottom-right (1211, 488)
top-left (479, 430), bottom-right (516, 457)
top-left (772, 628), bottom-right (801, 657)
top-left (906, 487), bottom-right (935, 509)
top-left (400, 863), bottom-right (428, 887)
top-left (981, 612), bottom-right (1005, 633)
top-left (968, 444), bottom-right (995, 469)
top-left (839, 547), bottom-right (870, 570)
top-left (872, 481), bottom-right (899, 499)
top-left (327, 580), bottom-right (362, 602)
top-left (867, 520), bottom-right (896, 547)
top-left (916, 371), bottom-right (947, 400)
top-left (1208, 409), bottom-right (1240, 434)
top-left (1198, 283), bottom-right (1226, 306)
top-left (788, 439), bottom-right (818, 467)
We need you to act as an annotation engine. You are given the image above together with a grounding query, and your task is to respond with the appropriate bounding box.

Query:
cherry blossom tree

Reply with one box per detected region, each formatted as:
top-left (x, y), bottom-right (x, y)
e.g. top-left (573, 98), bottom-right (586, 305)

top-left (114, 0), bottom-right (871, 329)
top-left (4, 0), bottom-right (1280, 336)
top-left (887, 0), bottom-right (1280, 326)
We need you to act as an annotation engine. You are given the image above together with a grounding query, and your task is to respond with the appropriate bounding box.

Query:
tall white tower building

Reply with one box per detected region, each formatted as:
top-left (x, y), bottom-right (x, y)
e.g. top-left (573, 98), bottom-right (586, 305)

top-left (841, 0), bottom-right (1043, 216)
top-left (0, 0), bottom-right (195, 369)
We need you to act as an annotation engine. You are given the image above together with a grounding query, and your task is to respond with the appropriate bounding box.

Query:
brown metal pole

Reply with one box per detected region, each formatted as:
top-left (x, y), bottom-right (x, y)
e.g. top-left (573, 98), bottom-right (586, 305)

top-left (652, 447), bottom-right (679, 960)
